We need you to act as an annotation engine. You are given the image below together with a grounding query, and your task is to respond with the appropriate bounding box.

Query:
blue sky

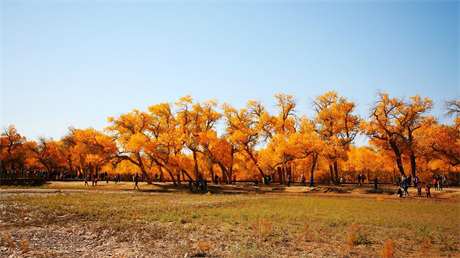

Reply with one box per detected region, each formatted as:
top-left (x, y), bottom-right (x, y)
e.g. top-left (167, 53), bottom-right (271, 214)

top-left (1, 0), bottom-right (459, 142)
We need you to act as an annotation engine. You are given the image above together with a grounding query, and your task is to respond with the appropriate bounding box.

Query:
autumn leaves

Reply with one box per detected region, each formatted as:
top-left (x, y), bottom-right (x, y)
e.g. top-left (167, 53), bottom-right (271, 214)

top-left (1, 93), bottom-right (459, 184)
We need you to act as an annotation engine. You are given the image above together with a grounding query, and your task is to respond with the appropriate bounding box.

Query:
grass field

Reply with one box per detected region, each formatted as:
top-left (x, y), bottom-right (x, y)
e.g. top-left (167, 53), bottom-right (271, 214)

top-left (0, 184), bottom-right (459, 257)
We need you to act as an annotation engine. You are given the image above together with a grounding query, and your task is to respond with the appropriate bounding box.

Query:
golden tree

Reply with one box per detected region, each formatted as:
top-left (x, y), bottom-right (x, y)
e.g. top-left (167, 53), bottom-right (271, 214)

top-left (222, 100), bottom-right (272, 178)
top-left (63, 128), bottom-right (118, 179)
top-left (144, 102), bottom-right (190, 184)
top-left (107, 110), bottom-right (154, 181)
top-left (313, 91), bottom-right (360, 183)
top-left (29, 138), bottom-right (66, 177)
top-left (362, 93), bottom-right (432, 177)
top-left (0, 125), bottom-right (31, 173)
top-left (175, 96), bottom-right (221, 180)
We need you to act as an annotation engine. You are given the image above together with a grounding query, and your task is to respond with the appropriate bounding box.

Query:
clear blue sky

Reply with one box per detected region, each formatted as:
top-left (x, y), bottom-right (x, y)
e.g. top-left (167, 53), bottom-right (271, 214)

top-left (1, 0), bottom-right (459, 141)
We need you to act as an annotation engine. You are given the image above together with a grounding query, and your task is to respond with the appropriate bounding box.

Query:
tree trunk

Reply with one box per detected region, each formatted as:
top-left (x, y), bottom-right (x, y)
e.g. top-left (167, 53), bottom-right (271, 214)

top-left (310, 153), bottom-right (318, 187)
top-left (390, 141), bottom-right (405, 176)
top-left (177, 174), bottom-right (181, 185)
top-left (277, 167), bottom-right (282, 184)
top-left (408, 129), bottom-right (417, 178)
top-left (329, 164), bottom-right (334, 184)
top-left (208, 159), bottom-right (215, 184)
top-left (228, 165), bottom-right (233, 185)
top-left (192, 150), bottom-right (200, 179)
top-left (161, 166), bottom-right (176, 186)
top-left (181, 169), bottom-right (194, 181)
top-left (245, 148), bottom-right (265, 178)
top-left (409, 150), bottom-right (417, 178)
top-left (333, 160), bottom-right (339, 183)
top-left (217, 163), bottom-right (230, 184)
top-left (136, 154), bottom-right (151, 183)
top-left (282, 157), bottom-right (287, 185)
top-left (229, 147), bottom-right (235, 184)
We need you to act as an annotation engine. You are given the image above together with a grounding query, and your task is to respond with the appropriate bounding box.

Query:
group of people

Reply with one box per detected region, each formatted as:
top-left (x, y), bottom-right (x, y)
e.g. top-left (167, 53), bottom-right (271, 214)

top-left (84, 174), bottom-right (99, 186)
top-left (80, 170), bottom-right (450, 198)
top-left (83, 173), bottom-right (124, 187)
top-left (188, 177), bottom-right (208, 193)
top-left (397, 174), bottom-right (447, 198)
top-left (357, 173), bottom-right (366, 186)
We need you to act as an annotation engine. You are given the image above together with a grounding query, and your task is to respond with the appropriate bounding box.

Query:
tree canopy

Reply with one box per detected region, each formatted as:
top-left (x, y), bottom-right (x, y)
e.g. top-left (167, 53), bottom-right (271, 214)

top-left (2, 92), bottom-right (459, 184)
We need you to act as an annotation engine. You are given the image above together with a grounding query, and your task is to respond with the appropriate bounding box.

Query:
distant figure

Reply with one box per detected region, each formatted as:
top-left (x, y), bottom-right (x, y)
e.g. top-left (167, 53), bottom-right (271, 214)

top-left (203, 179), bottom-right (208, 192)
top-left (188, 180), bottom-right (194, 192)
top-left (401, 175), bottom-right (406, 186)
top-left (357, 174), bottom-right (362, 186)
top-left (373, 177), bottom-right (378, 190)
top-left (403, 183), bottom-right (409, 196)
top-left (134, 173), bottom-right (140, 190)
top-left (397, 187), bottom-right (404, 198)
top-left (196, 177), bottom-right (207, 193)
top-left (425, 183), bottom-right (431, 198)
top-left (441, 175), bottom-right (447, 189)
top-left (402, 178), bottom-right (409, 197)
top-left (301, 174), bottom-right (306, 186)
top-left (416, 182), bottom-right (422, 196)
top-left (265, 175), bottom-right (272, 185)
top-left (106, 173), bottom-right (109, 184)
top-left (432, 177), bottom-right (438, 191)
top-left (414, 176), bottom-right (419, 187)
top-left (84, 175), bottom-right (89, 187)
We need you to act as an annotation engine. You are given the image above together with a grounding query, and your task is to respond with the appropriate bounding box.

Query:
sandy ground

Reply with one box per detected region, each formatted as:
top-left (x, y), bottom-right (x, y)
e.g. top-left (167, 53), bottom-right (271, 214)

top-left (1, 183), bottom-right (459, 257)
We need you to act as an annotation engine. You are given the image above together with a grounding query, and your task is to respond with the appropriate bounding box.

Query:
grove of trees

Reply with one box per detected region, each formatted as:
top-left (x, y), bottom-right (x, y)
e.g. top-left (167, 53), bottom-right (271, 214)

top-left (1, 92), bottom-right (459, 185)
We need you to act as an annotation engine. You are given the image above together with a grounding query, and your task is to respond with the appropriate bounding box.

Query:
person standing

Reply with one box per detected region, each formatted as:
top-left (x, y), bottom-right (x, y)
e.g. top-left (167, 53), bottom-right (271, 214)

top-left (441, 175), bottom-right (447, 189)
top-left (425, 183), bottom-right (431, 198)
top-left (417, 182), bottom-right (422, 196)
top-left (403, 178), bottom-right (409, 196)
top-left (432, 177), bottom-right (438, 191)
top-left (414, 175), bottom-right (419, 188)
top-left (397, 187), bottom-right (404, 198)
top-left (134, 173), bottom-right (140, 190)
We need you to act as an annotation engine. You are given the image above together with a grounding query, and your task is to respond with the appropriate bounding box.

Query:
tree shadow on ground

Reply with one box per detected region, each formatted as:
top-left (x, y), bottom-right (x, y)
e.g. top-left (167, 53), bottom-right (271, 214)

top-left (136, 182), bottom-right (398, 195)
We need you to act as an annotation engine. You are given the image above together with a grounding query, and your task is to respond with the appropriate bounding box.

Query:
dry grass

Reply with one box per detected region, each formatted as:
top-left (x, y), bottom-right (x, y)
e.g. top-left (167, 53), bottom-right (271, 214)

top-left (346, 223), bottom-right (360, 247)
top-left (0, 191), bottom-right (459, 257)
top-left (381, 239), bottom-right (394, 258)
top-left (251, 218), bottom-right (273, 241)
top-left (19, 239), bottom-right (30, 253)
top-left (1, 233), bottom-right (15, 248)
